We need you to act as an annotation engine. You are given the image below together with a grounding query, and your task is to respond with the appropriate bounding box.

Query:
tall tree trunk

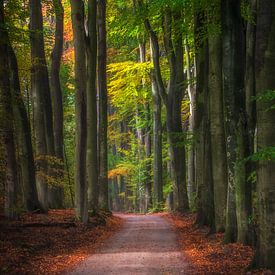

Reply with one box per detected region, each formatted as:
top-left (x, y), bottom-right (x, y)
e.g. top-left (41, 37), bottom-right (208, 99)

top-left (0, 1), bottom-right (19, 219)
top-left (245, 0), bottom-right (257, 246)
top-left (144, 103), bottom-right (152, 211)
top-left (208, 1), bottom-right (228, 232)
top-left (254, 0), bottom-right (275, 270)
top-left (86, 0), bottom-right (98, 213)
top-left (29, 0), bottom-right (53, 212)
top-left (185, 41), bottom-right (196, 208)
top-left (222, 0), bottom-right (249, 243)
top-left (164, 10), bottom-right (189, 212)
top-left (97, 0), bottom-right (109, 212)
top-left (8, 45), bottom-right (40, 212)
top-left (194, 13), bottom-right (215, 229)
top-left (71, 0), bottom-right (88, 223)
top-left (138, 41), bottom-right (152, 211)
top-left (144, 5), bottom-right (188, 212)
top-left (49, 0), bottom-right (64, 208)
top-left (151, 71), bottom-right (163, 209)
top-left (87, 0), bottom-right (99, 212)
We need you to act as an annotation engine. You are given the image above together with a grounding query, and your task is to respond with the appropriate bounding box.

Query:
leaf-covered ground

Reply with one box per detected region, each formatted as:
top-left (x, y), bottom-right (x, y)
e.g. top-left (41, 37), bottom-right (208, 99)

top-left (0, 210), bottom-right (123, 274)
top-left (165, 213), bottom-right (274, 275)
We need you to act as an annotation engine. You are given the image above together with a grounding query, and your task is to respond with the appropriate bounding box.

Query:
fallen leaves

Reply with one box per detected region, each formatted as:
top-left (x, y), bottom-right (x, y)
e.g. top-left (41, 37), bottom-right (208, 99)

top-left (165, 213), bottom-right (274, 275)
top-left (0, 209), bottom-right (123, 274)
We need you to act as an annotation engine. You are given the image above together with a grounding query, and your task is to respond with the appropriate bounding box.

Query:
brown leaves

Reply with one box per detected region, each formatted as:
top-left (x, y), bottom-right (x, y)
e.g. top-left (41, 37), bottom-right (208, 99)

top-left (0, 209), bottom-right (123, 274)
top-left (165, 213), bottom-right (273, 275)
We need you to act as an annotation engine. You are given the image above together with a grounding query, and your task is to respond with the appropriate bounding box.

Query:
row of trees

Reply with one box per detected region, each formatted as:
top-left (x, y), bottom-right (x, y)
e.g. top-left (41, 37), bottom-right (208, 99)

top-left (0, 0), bottom-right (108, 223)
top-left (0, 0), bottom-right (274, 271)
top-left (106, 0), bottom-right (275, 270)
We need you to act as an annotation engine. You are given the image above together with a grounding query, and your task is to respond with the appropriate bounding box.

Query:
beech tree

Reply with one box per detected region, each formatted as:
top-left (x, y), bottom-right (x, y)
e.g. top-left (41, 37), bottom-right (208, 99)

top-left (50, 0), bottom-right (65, 208)
top-left (29, 0), bottom-right (54, 212)
top-left (71, 0), bottom-right (88, 222)
top-left (0, 0), bottom-right (19, 219)
top-left (1, 0), bottom-right (275, 271)
top-left (254, 0), bottom-right (275, 269)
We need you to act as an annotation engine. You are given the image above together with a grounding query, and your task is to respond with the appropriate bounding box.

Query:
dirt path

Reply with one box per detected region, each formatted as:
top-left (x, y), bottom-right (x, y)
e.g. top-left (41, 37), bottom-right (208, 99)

top-left (68, 214), bottom-right (189, 275)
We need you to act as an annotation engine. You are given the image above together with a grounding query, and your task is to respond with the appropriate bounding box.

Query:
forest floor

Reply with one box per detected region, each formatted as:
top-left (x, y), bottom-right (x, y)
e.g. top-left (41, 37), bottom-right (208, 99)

top-left (165, 212), bottom-right (274, 274)
top-left (0, 211), bottom-right (273, 274)
top-left (0, 209), bottom-right (122, 274)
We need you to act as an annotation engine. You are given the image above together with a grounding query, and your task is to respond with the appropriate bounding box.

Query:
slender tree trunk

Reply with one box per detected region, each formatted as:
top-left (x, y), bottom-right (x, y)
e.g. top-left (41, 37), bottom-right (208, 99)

top-left (163, 10), bottom-right (189, 212)
top-left (71, 0), bottom-right (88, 223)
top-left (254, 0), bottom-right (275, 270)
top-left (185, 41), bottom-right (196, 208)
top-left (208, 1), bottom-right (228, 232)
top-left (97, 0), bottom-right (109, 211)
top-left (49, 0), bottom-right (64, 209)
top-left (8, 45), bottom-right (40, 212)
top-left (151, 71), bottom-right (163, 209)
top-left (29, 0), bottom-right (52, 212)
top-left (0, 2), bottom-right (19, 219)
top-left (244, 0), bottom-right (257, 245)
top-left (138, 41), bottom-right (152, 212)
top-left (86, 0), bottom-right (98, 213)
top-left (194, 13), bottom-right (215, 229)
top-left (144, 103), bottom-right (152, 211)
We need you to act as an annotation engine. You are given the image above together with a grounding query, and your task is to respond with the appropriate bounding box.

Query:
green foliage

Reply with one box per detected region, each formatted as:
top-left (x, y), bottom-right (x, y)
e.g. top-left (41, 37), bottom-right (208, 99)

top-left (252, 90), bottom-right (275, 110)
top-left (247, 147), bottom-right (275, 162)
top-left (108, 61), bottom-right (152, 119)
top-left (241, 0), bottom-right (255, 23)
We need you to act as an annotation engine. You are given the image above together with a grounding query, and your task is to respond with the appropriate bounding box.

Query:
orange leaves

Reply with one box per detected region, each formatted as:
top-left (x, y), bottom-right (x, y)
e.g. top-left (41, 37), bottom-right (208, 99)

top-left (165, 213), bottom-right (256, 274)
top-left (0, 210), bottom-right (123, 274)
top-left (108, 167), bottom-right (130, 179)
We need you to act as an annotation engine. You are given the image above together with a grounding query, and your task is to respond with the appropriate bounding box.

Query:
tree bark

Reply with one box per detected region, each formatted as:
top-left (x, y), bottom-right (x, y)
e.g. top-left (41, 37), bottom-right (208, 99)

top-left (49, 0), bottom-right (64, 209)
top-left (8, 45), bottom-right (40, 212)
top-left (29, 0), bottom-right (53, 212)
top-left (0, 1), bottom-right (19, 219)
top-left (71, 0), bottom-right (88, 223)
top-left (185, 41), bottom-right (196, 208)
top-left (144, 103), bottom-right (152, 211)
top-left (194, 13), bottom-right (215, 229)
top-left (98, 0), bottom-right (109, 212)
top-left (86, 0), bottom-right (98, 213)
top-left (151, 71), bottom-right (163, 209)
top-left (254, 0), bottom-right (275, 270)
top-left (222, 0), bottom-right (249, 244)
top-left (208, 1), bottom-right (228, 232)
top-left (145, 9), bottom-right (189, 212)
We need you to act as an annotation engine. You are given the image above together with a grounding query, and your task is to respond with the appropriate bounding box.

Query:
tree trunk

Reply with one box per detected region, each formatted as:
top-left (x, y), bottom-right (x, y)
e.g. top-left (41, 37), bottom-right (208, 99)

top-left (163, 10), bottom-right (189, 212)
top-left (244, 0), bottom-right (257, 245)
top-left (0, 2), bottom-right (19, 219)
top-left (185, 41), bottom-right (196, 208)
top-left (8, 45), bottom-right (40, 212)
top-left (222, 0), bottom-right (249, 243)
top-left (151, 71), bottom-right (163, 209)
top-left (29, 0), bottom-right (53, 212)
top-left (97, 0), bottom-right (109, 212)
top-left (208, 1), bottom-right (228, 232)
top-left (254, 0), bottom-right (275, 270)
top-left (71, 0), bottom-right (88, 223)
top-left (194, 13), bottom-right (215, 229)
top-left (49, 0), bottom-right (65, 209)
top-left (86, 0), bottom-right (98, 213)
top-left (144, 103), bottom-right (152, 211)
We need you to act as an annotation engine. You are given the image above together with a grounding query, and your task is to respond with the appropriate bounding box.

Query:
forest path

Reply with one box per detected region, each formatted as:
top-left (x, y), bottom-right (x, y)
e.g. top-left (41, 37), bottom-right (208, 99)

top-left (69, 214), bottom-right (189, 274)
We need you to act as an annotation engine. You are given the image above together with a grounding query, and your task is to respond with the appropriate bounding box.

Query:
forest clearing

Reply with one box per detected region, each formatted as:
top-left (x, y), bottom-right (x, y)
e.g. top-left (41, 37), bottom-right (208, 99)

top-left (0, 0), bottom-right (275, 274)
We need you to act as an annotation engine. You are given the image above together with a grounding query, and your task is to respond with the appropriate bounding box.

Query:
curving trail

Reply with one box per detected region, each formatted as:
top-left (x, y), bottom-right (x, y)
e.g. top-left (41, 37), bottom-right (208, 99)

top-left (69, 214), bottom-right (189, 275)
